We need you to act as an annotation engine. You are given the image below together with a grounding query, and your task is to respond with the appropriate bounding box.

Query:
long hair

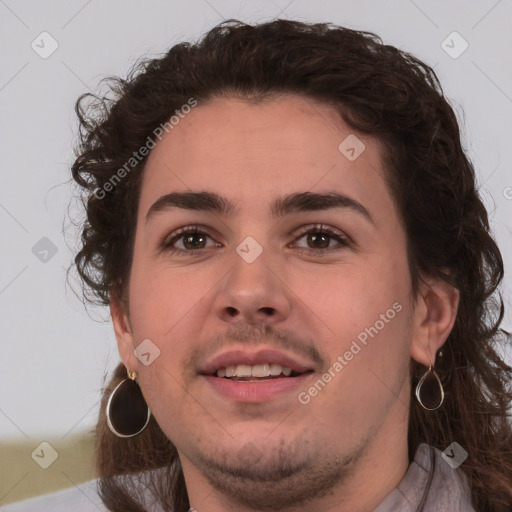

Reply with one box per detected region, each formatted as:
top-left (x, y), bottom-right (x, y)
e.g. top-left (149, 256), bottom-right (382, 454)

top-left (70, 19), bottom-right (512, 511)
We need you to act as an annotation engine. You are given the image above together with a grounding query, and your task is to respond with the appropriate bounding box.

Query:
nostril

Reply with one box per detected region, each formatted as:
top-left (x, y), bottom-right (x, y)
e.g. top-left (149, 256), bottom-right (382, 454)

top-left (259, 307), bottom-right (275, 316)
top-left (226, 306), bottom-right (238, 317)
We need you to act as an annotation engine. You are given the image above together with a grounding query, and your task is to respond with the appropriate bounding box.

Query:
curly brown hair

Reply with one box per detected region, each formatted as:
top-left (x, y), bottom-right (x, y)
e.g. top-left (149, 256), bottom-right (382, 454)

top-left (71, 19), bottom-right (512, 512)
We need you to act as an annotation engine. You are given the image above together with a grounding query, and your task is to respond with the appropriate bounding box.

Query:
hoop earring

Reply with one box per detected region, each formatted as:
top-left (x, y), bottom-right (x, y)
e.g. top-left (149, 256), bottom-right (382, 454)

top-left (106, 369), bottom-right (151, 437)
top-left (415, 364), bottom-right (444, 411)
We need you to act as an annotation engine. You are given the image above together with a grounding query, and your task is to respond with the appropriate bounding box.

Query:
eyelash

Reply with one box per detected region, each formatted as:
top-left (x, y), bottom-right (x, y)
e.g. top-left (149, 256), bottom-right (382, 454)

top-left (160, 224), bottom-right (351, 256)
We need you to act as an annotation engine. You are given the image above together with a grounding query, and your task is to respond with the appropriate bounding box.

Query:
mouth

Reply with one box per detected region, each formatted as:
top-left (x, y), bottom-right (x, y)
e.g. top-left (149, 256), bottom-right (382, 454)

top-left (198, 349), bottom-right (317, 402)
top-left (211, 363), bottom-right (312, 381)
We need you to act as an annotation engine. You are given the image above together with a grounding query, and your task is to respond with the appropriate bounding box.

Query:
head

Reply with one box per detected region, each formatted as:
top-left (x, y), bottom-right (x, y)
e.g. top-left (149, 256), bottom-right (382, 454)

top-left (72, 19), bottom-right (512, 512)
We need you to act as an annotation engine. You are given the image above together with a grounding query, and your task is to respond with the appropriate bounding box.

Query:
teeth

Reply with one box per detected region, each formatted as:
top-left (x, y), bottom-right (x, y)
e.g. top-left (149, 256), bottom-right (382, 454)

top-left (216, 363), bottom-right (294, 378)
top-left (282, 367), bottom-right (292, 377)
top-left (269, 363), bottom-right (282, 376)
top-left (252, 364), bottom-right (270, 377)
top-left (235, 365), bottom-right (252, 377)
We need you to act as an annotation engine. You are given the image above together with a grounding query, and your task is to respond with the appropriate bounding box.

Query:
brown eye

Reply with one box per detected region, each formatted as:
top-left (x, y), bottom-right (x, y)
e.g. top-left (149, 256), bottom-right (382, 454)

top-left (181, 232), bottom-right (208, 250)
top-left (306, 232), bottom-right (331, 249)
top-left (161, 225), bottom-right (220, 255)
top-left (292, 224), bottom-right (350, 254)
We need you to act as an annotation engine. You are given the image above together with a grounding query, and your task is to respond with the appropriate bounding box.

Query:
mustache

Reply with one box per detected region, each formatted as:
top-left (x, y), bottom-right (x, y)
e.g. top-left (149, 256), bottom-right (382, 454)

top-left (187, 323), bottom-right (324, 369)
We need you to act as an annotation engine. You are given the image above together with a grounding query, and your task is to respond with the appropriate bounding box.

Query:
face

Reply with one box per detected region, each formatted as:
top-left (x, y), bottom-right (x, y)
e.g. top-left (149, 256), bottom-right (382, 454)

top-left (114, 94), bottom-right (424, 508)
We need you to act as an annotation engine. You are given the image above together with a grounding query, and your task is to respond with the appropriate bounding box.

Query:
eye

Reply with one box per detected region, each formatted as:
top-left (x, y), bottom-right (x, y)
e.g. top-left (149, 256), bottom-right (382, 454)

top-left (291, 224), bottom-right (350, 254)
top-left (160, 223), bottom-right (351, 257)
top-left (161, 225), bottom-right (220, 255)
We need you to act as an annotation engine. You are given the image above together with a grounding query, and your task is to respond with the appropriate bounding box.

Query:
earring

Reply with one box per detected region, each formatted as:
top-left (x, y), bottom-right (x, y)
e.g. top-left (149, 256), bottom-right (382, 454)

top-left (106, 369), bottom-right (151, 437)
top-left (415, 364), bottom-right (444, 411)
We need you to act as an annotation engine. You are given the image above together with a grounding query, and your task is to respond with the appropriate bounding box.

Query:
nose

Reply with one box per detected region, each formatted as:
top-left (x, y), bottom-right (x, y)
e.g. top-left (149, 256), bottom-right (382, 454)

top-left (213, 248), bottom-right (292, 325)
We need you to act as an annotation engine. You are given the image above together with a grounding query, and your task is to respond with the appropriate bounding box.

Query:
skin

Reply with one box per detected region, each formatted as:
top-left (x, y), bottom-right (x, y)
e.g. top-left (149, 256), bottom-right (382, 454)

top-left (111, 94), bottom-right (459, 512)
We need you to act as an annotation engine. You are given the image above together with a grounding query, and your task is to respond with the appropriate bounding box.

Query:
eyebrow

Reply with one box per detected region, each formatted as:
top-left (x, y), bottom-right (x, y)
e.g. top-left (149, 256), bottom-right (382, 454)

top-left (145, 191), bottom-right (374, 225)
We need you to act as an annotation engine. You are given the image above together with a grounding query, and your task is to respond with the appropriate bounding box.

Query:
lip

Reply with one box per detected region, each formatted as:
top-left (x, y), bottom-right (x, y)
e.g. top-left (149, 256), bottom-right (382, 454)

top-left (198, 348), bottom-right (317, 376)
top-left (202, 372), bottom-right (314, 402)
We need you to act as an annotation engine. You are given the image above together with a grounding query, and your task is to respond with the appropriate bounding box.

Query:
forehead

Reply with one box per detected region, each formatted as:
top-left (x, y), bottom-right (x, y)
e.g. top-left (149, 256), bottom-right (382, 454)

top-left (138, 94), bottom-right (394, 220)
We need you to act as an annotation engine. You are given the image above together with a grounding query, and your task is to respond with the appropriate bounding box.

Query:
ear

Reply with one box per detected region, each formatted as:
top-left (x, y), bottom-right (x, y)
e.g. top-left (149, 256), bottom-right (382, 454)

top-left (410, 275), bottom-right (459, 367)
top-left (110, 294), bottom-right (139, 373)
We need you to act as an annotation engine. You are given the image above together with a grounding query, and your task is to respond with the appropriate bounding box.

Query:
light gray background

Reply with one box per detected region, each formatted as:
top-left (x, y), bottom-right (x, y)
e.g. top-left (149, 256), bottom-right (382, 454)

top-left (1, 0), bottom-right (511, 444)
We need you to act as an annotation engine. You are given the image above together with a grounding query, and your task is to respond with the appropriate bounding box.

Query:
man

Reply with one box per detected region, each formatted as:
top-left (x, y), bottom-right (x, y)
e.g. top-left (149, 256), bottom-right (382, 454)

top-left (5, 18), bottom-right (512, 512)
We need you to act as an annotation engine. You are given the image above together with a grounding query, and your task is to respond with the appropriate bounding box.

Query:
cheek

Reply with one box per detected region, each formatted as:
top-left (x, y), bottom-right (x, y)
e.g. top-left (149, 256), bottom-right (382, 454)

top-left (126, 264), bottom-right (204, 425)
top-left (294, 247), bottom-right (412, 385)
top-left (128, 260), bottom-right (206, 338)
top-left (295, 253), bottom-right (410, 331)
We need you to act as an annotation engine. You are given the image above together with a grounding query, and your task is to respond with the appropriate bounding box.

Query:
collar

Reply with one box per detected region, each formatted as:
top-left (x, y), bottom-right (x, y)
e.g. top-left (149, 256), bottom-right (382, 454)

top-left (373, 443), bottom-right (475, 512)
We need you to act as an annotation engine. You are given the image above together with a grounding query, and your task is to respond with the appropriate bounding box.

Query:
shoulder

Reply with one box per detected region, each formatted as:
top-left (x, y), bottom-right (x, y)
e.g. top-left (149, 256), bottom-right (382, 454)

top-left (374, 443), bottom-right (476, 512)
top-left (0, 479), bottom-right (108, 512)
top-left (416, 443), bottom-right (476, 512)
